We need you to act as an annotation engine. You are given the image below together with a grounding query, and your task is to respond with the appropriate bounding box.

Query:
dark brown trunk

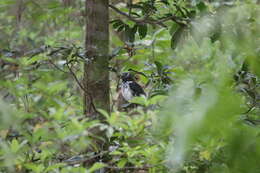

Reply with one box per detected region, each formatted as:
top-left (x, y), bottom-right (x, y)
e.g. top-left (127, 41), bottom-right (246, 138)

top-left (84, 0), bottom-right (110, 117)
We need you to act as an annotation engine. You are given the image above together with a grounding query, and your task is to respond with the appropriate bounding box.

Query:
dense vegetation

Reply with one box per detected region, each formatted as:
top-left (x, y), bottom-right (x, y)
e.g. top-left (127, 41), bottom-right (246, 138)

top-left (0, 0), bottom-right (259, 172)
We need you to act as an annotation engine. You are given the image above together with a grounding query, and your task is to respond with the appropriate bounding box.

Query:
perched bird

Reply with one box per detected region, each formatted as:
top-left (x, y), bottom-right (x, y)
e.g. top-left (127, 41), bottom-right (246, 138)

top-left (120, 72), bottom-right (146, 102)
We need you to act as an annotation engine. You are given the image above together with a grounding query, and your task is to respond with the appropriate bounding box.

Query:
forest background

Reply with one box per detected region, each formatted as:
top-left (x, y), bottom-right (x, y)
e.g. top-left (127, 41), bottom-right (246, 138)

top-left (0, 0), bottom-right (259, 173)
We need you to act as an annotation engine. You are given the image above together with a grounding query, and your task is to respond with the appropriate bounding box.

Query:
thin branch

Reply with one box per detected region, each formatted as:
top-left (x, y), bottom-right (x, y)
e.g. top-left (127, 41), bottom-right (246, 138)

top-left (128, 68), bottom-right (148, 78)
top-left (109, 4), bottom-right (188, 27)
top-left (65, 60), bottom-right (98, 113)
top-left (64, 152), bottom-right (155, 171)
top-left (128, 0), bottom-right (132, 16)
top-left (65, 62), bottom-right (85, 92)
top-left (144, 18), bottom-right (168, 27)
top-left (243, 106), bottom-right (255, 114)
top-left (120, 56), bottom-right (133, 65)
top-left (242, 106), bottom-right (260, 125)
top-left (155, 15), bottom-right (188, 26)
top-left (109, 4), bottom-right (165, 27)
top-left (48, 59), bottom-right (68, 73)
top-left (244, 118), bottom-right (260, 126)
top-left (106, 165), bottom-right (153, 170)
top-left (64, 151), bottom-right (109, 165)
top-left (109, 4), bottom-right (140, 23)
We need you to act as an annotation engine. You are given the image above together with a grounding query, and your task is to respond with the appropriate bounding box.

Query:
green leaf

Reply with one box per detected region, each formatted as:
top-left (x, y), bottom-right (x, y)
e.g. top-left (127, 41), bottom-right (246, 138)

top-left (154, 61), bottom-right (163, 75)
top-left (0, 0), bottom-right (15, 6)
top-left (10, 139), bottom-right (19, 153)
top-left (112, 20), bottom-right (124, 29)
top-left (130, 96), bottom-right (147, 106)
top-left (44, 163), bottom-right (65, 172)
top-left (132, 24), bottom-right (138, 34)
top-left (171, 26), bottom-right (185, 49)
top-left (97, 109), bottom-right (110, 119)
top-left (24, 163), bottom-right (45, 173)
top-left (117, 159), bottom-right (127, 168)
top-left (194, 86), bottom-right (202, 100)
top-left (124, 25), bottom-right (135, 43)
top-left (160, 0), bottom-right (169, 5)
top-left (110, 151), bottom-right (122, 155)
top-left (88, 162), bottom-right (106, 173)
top-left (117, 25), bottom-right (125, 32)
top-left (47, 1), bottom-right (60, 9)
top-left (23, 55), bottom-right (47, 66)
top-left (111, 47), bottom-right (123, 58)
top-left (138, 24), bottom-right (148, 39)
top-left (149, 95), bottom-right (167, 105)
top-left (197, 2), bottom-right (207, 12)
top-left (169, 23), bottom-right (179, 35)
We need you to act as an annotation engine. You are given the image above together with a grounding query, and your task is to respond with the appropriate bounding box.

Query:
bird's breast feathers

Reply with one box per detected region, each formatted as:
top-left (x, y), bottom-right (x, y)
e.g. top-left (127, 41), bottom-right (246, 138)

top-left (121, 81), bottom-right (133, 101)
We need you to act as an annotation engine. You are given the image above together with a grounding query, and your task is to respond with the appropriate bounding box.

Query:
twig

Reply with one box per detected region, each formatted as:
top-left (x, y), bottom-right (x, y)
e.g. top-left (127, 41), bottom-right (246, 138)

top-left (243, 106), bottom-right (255, 114)
top-left (243, 106), bottom-right (260, 125)
top-left (65, 60), bottom-right (97, 113)
top-left (106, 165), bottom-right (153, 170)
top-left (128, 68), bottom-right (148, 78)
top-left (48, 59), bottom-right (68, 73)
top-left (64, 152), bottom-right (155, 171)
top-left (64, 151), bottom-right (109, 165)
top-left (128, 0), bottom-right (132, 16)
top-left (244, 118), bottom-right (260, 126)
top-left (109, 4), bottom-right (164, 27)
top-left (65, 62), bottom-right (85, 92)
top-left (155, 15), bottom-right (188, 26)
top-left (121, 56), bottom-right (133, 65)
top-left (109, 4), bottom-right (187, 27)
top-left (109, 4), bottom-right (140, 23)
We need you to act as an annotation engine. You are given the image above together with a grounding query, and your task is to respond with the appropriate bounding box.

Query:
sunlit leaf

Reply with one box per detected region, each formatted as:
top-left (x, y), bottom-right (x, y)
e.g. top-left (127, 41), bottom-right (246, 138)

top-left (88, 162), bottom-right (106, 173)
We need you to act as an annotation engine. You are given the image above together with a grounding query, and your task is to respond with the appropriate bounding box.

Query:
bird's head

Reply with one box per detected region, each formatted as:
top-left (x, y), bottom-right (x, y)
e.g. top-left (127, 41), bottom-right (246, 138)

top-left (121, 72), bottom-right (135, 82)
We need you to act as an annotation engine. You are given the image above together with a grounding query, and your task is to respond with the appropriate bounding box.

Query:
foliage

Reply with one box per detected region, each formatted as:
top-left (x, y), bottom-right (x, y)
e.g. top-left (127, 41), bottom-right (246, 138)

top-left (0, 0), bottom-right (259, 173)
top-left (156, 2), bottom-right (260, 173)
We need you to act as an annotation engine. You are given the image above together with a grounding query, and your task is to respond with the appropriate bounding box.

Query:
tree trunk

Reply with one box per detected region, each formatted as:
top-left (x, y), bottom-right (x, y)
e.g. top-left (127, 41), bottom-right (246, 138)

top-left (84, 0), bottom-right (110, 117)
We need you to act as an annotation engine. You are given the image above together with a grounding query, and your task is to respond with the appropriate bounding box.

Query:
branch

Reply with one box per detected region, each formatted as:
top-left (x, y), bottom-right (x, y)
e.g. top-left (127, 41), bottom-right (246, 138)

top-left (242, 106), bottom-right (260, 125)
top-left (64, 151), bottom-right (109, 165)
top-left (48, 59), bottom-right (68, 73)
top-left (127, 0), bottom-right (132, 16)
top-left (109, 4), bottom-right (188, 27)
top-left (128, 68), bottom-right (148, 78)
top-left (106, 165), bottom-right (153, 171)
top-left (65, 62), bottom-right (85, 92)
top-left (244, 118), bottom-right (260, 126)
top-left (156, 15), bottom-right (187, 26)
top-left (65, 60), bottom-right (97, 113)
top-left (109, 4), bottom-right (140, 23)
top-left (64, 152), bottom-right (154, 171)
top-left (243, 106), bottom-right (255, 114)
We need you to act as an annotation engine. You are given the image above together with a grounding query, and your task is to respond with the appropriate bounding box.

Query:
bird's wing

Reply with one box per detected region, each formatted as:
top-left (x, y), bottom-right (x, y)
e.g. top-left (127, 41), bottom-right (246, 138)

top-left (129, 81), bottom-right (146, 96)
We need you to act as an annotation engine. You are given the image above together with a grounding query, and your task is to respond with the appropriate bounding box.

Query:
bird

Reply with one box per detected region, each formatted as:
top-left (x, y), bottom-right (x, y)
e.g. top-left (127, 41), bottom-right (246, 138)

top-left (120, 72), bottom-right (146, 102)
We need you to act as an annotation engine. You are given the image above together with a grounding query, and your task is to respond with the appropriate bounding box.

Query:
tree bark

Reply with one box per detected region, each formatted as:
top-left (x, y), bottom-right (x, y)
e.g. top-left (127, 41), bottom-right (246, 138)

top-left (84, 0), bottom-right (110, 117)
